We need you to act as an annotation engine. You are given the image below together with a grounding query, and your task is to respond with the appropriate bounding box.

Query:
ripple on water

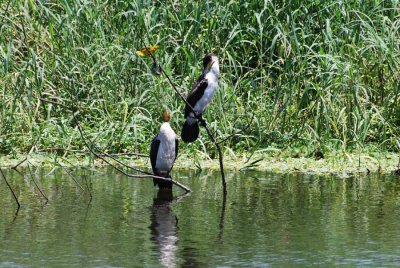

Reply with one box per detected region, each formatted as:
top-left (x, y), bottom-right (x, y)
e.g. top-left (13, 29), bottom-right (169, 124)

top-left (1, 169), bottom-right (400, 267)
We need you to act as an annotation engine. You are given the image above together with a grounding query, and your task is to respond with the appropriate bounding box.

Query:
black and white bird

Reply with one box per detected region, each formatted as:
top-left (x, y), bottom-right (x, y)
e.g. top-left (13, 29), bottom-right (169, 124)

top-left (181, 53), bottom-right (219, 143)
top-left (150, 109), bottom-right (178, 189)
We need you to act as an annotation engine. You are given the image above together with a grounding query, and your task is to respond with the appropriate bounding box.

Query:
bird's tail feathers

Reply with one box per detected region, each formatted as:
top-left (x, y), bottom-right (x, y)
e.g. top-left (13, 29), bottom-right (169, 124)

top-left (181, 119), bottom-right (199, 143)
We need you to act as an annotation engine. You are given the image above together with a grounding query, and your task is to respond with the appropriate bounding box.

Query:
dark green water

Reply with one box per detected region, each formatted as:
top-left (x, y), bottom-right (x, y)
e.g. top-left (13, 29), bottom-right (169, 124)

top-left (1, 168), bottom-right (400, 267)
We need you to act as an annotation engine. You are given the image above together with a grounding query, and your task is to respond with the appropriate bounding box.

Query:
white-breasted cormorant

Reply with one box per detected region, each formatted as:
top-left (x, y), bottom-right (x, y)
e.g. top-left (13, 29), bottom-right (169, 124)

top-left (181, 53), bottom-right (219, 143)
top-left (150, 109), bottom-right (178, 189)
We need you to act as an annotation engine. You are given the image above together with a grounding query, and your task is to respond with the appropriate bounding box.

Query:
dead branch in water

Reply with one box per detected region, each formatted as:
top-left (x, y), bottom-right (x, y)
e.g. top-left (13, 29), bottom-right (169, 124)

top-left (55, 161), bottom-right (85, 191)
top-left (0, 169), bottom-right (21, 210)
top-left (27, 163), bottom-right (48, 202)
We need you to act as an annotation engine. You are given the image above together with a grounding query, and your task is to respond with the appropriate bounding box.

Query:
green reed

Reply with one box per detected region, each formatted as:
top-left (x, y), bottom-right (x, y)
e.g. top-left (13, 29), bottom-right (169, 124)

top-left (0, 0), bottom-right (399, 159)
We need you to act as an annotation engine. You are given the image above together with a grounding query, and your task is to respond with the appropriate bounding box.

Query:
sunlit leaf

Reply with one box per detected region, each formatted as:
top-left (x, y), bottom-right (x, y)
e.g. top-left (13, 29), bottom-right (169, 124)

top-left (136, 45), bottom-right (159, 57)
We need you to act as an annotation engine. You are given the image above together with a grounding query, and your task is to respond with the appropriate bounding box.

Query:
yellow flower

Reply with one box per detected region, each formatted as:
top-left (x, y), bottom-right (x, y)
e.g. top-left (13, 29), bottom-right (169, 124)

top-left (136, 45), bottom-right (159, 57)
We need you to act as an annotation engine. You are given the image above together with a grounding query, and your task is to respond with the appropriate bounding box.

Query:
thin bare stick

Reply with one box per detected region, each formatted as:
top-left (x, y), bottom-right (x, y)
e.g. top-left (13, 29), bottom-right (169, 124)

top-left (27, 163), bottom-right (48, 201)
top-left (40, 98), bottom-right (158, 175)
top-left (37, 148), bottom-right (86, 154)
top-left (0, 168), bottom-right (21, 209)
top-left (11, 157), bottom-right (27, 170)
top-left (98, 152), bottom-right (148, 158)
top-left (55, 161), bottom-right (84, 191)
top-left (102, 152), bottom-right (152, 175)
top-left (39, 97), bottom-right (148, 175)
top-left (74, 117), bottom-right (156, 176)
top-left (202, 122), bottom-right (227, 194)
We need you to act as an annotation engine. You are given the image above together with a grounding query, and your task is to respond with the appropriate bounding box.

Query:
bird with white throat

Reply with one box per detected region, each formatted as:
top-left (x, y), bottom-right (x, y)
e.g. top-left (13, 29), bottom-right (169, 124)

top-left (150, 109), bottom-right (178, 189)
top-left (181, 53), bottom-right (219, 143)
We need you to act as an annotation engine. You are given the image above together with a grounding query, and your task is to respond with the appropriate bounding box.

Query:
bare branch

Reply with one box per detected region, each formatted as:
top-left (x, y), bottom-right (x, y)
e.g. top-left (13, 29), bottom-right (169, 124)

top-left (202, 121), bottom-right (227, 194)
top-left (54, 160), bottom-right (85, 191)
top-left (11, 157), bottom-right (27, 170)
top-left (27, 163), bottom-right (48, 201)
top-left (98, 152), bottom-right (148, 158)
top-left (0, 169), bottom-right (21, 209)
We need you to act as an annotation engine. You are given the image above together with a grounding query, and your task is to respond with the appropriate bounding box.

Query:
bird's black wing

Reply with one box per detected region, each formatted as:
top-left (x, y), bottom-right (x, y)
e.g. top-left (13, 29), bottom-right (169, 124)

top-left (185, 78), bottom-right (208, 117)
top-left (150, 136), bottom-right (160, 173)
top-left (192, 72), bottom-right (205, 90)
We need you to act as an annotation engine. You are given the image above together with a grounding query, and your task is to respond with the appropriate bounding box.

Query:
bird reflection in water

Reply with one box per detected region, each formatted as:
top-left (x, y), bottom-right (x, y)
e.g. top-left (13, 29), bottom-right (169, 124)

top-left (150, 190), bottom-right (179, 268)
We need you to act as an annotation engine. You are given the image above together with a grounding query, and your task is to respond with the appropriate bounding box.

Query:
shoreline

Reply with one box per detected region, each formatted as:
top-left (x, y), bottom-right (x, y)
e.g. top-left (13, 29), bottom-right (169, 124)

top-left (1, 152), bottom-right (399, 178)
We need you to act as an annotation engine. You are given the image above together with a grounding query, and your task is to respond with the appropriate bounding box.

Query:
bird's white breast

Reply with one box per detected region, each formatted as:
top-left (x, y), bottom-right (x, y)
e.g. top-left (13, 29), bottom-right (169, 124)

top-left (193, 72), bottom-right (218, 114)
top-left (155, 122), bottom-right (177, 173)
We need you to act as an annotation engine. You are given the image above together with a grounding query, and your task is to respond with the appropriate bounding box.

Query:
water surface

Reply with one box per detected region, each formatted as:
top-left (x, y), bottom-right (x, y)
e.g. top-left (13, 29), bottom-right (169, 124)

top-left (1, 168), bottom-right (400, 267)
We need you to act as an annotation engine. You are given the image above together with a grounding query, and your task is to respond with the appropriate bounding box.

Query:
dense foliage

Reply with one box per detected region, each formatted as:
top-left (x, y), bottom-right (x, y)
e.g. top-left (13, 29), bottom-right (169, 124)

top-left (1, 0), bottom-right (399, 158)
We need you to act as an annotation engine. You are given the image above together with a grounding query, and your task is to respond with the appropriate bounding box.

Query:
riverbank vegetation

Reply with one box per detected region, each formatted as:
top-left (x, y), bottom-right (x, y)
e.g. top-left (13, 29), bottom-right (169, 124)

top-left (1, 1), bottom-right (399, 170)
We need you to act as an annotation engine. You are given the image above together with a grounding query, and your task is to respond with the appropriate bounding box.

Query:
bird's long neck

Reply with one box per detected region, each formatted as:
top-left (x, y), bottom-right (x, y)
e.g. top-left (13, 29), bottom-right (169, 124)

top-left (205, 63), bottom-right (219, 85)
top-left (211, 62), bottom-right (219, 77)
top-left (160, 122), bottom-right (171, 132)
top-left (206, 62), bottom-right (219, 79)
top-left (159, 122), bottom-right (175, 140)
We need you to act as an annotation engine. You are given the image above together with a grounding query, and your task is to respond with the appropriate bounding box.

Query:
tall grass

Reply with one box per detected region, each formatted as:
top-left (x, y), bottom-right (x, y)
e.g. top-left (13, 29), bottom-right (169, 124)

top-left (0, 0), bottom-right (399, 159)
